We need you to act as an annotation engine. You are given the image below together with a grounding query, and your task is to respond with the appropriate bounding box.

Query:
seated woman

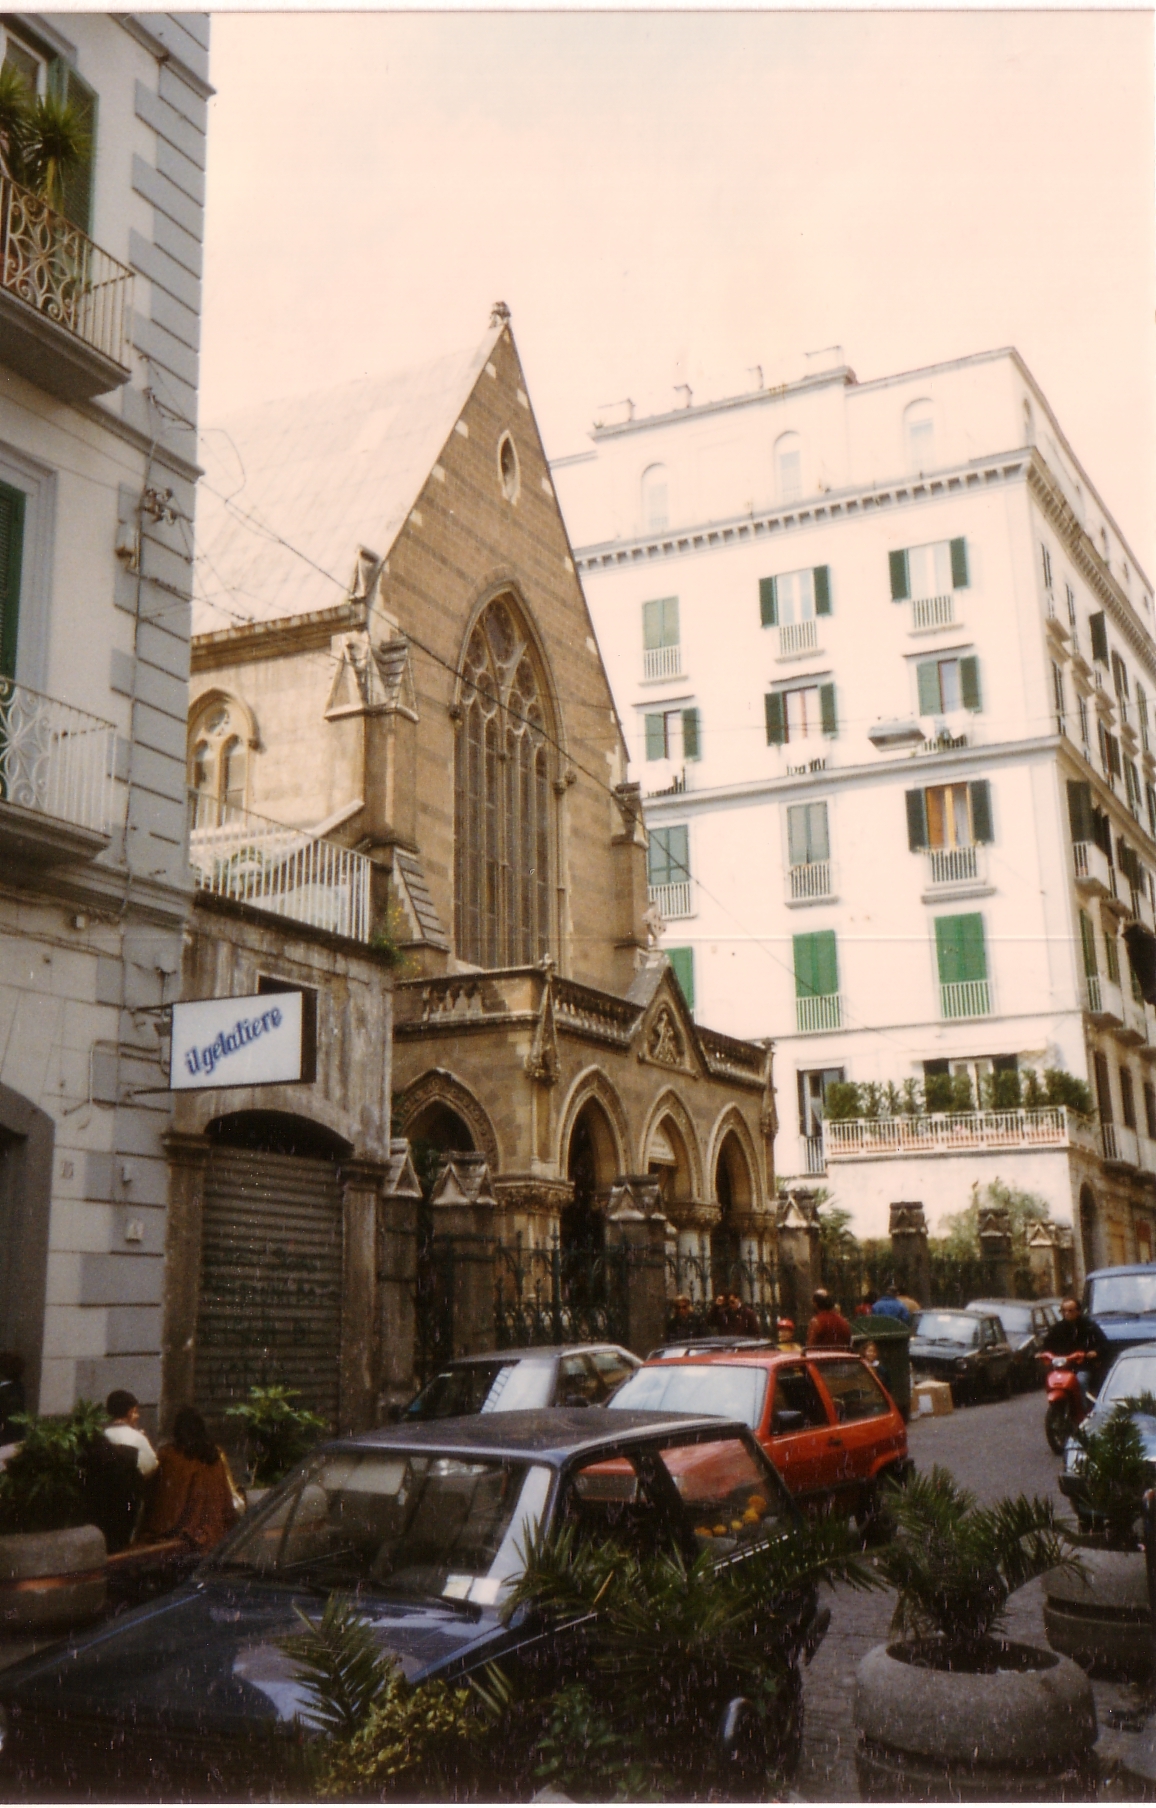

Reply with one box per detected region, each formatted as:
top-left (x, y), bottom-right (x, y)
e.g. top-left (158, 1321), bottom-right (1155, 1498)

top-left (140, 1406), bottom-right (240, 1553)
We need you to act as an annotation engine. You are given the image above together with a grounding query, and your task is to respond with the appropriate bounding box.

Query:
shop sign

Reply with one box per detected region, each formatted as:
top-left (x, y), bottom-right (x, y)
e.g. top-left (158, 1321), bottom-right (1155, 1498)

top-left (170, 992), bottom-right (304, 1091)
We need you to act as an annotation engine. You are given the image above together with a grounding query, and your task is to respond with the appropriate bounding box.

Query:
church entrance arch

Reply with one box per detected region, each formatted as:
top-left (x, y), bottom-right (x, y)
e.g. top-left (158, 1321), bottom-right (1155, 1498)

top-left (711, 1129), bottom-right (753, 1293)
top-left (562, 1098), bottom-right (617, 1262)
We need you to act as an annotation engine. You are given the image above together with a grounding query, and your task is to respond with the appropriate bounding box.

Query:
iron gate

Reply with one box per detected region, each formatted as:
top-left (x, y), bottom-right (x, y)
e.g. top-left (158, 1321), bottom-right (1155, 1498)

top-left (495, 1233), bottom-right (629, 1348)
top-left (664, 1248), bottom-right (780, 1337)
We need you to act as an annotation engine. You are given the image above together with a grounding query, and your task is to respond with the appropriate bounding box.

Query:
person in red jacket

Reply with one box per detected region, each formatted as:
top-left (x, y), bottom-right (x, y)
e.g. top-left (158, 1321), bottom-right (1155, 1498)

top-left (806, 1288), bottom-right (852, 1349)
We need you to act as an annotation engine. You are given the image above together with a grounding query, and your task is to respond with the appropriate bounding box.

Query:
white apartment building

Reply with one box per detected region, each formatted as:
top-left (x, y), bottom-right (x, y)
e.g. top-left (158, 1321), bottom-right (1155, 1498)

top-left (0, 16), bottom-right (208, 1414)
top-left (553, 348), bottom-right (1156, 1279)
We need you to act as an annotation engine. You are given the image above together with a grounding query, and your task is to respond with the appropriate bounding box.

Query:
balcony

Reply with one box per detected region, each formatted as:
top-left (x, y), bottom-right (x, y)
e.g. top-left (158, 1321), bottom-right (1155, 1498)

top-left (786, 859), bottom-right (833, 904)
top-left (802, 1133), bottom-right (826, 1175)
top-left (1116, 985), bottom-right (1150, 1048)
top-left (924, 844), bottom-right (989, 897)
top-left (0, 677), bottom-right (114, 864)
top-left (648, 879), bottom-right (692, 921)
top-left (1084, 972), bottom-right (1124, 1027)
top-left (1045, 595), bottom-right (1069, 646)
top-left (940, 978), bottom-right (991, 1020)
top-left (777, 619), bottom-right (819, 658)
top-left (0, 175), bottom-right (133, 403)
top-left (643, 643), bottom-right (682, 681)
top-left (795, 991), bottom-right (841, 1034)
top-left (825, 1106), bottom-right (1097, 1163)
top-left (188, 794), bottom-right (372, 941)
top-left (911, 593), bottom-right (956, 633)
top-left (1072, 840), bottom-right (1113, 897)
top-left (915, 731), bottom-right (969, 757)
top-left (1101, 1122), bottom-right (1140, 1169)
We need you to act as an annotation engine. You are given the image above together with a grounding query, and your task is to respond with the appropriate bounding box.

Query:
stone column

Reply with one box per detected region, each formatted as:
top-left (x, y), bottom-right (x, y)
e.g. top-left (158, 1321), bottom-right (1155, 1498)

top-left (606, 1176), bottom-right (670, 1357)
top-left (338, 1158), bottom-right (387, 1435)
top-left (889, 1202), bottom-right (931, 1307)
top-left (776, 1192), bottom-right (820, 1334)
top-left (159, 1130), bottom-right (212, 1434)
top-left (429, 1153), bottom-right (498, 1359)
top-left (1027, 1221), bottom-right (1061, 1299)
top-left (979, 1204), bottom-right (1014, 1298)
top-left (377, 1140), bottom-right (423, 1416)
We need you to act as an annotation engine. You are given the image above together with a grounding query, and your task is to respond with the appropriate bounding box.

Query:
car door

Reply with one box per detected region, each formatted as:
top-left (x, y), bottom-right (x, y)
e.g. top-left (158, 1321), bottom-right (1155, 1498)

top-left (808, 1357), bottom-right (899, 1509)
top-left (762, 1363), bottom-right (838, 1507)
top-left (983, 1317), bottom-right (1012, 1390)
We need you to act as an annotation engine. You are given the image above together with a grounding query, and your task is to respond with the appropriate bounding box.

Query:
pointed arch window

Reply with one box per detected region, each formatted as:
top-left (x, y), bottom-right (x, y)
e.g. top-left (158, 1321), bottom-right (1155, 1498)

top-left (188, 695), bottom-right (250, 826)
top-left (454, 597), bottom-right (553, 967)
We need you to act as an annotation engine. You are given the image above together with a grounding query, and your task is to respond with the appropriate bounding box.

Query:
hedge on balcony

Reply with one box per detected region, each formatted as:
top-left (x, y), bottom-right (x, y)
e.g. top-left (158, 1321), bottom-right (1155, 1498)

top-left (823, 1067), bottom-right (1092, 1123)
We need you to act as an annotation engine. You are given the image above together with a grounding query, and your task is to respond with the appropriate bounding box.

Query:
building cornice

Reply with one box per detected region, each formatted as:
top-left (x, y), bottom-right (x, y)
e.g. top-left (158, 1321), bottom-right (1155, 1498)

top-left (1026, 455), bottom-right (1156, 685)
top-left (114, 14), bottom-right (213, 100)
top-left (192, 600), bottom-right (366, 671)
top-left (588, 364), bottom-right (856, 442)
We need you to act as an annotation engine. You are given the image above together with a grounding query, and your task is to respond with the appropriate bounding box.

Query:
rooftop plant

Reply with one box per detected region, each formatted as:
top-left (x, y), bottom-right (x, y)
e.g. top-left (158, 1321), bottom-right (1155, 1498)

top-left (823, 1068), bottom-right (1093, 1123)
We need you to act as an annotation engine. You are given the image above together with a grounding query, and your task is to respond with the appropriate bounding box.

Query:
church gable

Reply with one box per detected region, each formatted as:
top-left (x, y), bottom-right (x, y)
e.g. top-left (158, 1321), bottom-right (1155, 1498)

top-left (632, 963), bottom-right (706, 1079)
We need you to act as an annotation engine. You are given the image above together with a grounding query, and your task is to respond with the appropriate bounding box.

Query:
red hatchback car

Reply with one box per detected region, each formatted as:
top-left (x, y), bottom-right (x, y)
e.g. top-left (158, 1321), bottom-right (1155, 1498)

top-left (607, 1348), bottom-right (909, 1522)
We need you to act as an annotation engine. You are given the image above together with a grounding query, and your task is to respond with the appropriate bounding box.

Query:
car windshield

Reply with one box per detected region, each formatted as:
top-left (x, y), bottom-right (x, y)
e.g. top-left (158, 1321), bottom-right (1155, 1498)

top-left (210, 1449), bottom-right (553, 1606)
top-left (1098, 1354), bottom-right (1156, 1409)
top-left (605, 1363), bottom-right (768, 1430)
top-left (1088, 1274), bottom-right (1156, 1317)
top-left (971, 1303), bottom-right (1032, 1334)
top-left (914, 1313), bottom-right (977, 1346)
top-left (405, 1359), bottom-right (555, 1419)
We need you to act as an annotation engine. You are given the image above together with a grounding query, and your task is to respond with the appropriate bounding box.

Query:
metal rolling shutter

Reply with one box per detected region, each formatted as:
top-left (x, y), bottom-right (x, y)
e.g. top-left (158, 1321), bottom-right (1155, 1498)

top-left (195, 1148), bottom-right (343, 1429)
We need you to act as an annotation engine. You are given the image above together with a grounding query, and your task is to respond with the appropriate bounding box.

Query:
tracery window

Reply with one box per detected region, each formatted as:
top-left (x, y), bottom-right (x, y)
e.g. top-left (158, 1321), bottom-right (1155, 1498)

top-left (454, 597), bottom-right (552, 967)
top-left (188, 695), bottom-right (248, 825)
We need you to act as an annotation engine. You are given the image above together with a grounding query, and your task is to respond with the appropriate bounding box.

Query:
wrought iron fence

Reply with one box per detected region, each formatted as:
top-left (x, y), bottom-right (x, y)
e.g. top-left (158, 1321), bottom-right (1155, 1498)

top-left (0, 675), bottom-right (115, 832)
top-left (1, 174), bottom-right (133, 366)
top-left (664, 1248), bottom-right (780, 1337)
top-left (494, 1233), bottom-right (629, 1348)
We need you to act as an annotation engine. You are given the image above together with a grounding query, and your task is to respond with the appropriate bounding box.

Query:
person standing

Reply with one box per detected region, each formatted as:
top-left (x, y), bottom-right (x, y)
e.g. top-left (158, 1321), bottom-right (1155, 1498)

top-left (872, 1283), bottom-right (913, 1326)
top-left (103, 1390), bottom-right (159, 1480)
top-left (141, 1407), bottom-right (240, 1553)
top-left (806, 1289), bottom-right (852, 1349)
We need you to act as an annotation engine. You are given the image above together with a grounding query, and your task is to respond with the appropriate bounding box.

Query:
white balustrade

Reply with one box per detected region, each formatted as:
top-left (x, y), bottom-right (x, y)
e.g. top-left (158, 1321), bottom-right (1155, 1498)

top-left (778, 618), bottom-right (818, 657)
top-left (188, 794), bottom-right (372, 941)
top-left (1, 175), bottom-right (133, 367)
top-left (648, 878), bottom-right (692, 920)
top-left (788, 859), bottom-right (832, 901)
top-left (926, 844), bottom-right (979, 886)
top-left (1101, 1123), bottom-right (1140, 1167)
top-left (0, 676), bottom-right (114, 834)
top-left (795, 991), bottom-right (841, 1033)
top-left (825, 1106), bottom-right (1092, 1161)
top-left (643, 643), bottom-right (681, 680)
top-left (911, 593), bottom-right (955, 631)
top-left (939, 977), bottom-right (991, 1019)
top-left (1086, 973), bottom-right (1102, 1013)
top-left (803, 1133), bottom-right (826, 1175)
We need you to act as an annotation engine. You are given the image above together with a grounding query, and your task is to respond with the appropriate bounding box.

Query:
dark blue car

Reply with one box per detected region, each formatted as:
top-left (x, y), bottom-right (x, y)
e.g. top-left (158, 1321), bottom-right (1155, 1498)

top-left (0, 1408), bottom-right (822, 1800)
top-left (1084, 1265), bottom-right (1156, 1363)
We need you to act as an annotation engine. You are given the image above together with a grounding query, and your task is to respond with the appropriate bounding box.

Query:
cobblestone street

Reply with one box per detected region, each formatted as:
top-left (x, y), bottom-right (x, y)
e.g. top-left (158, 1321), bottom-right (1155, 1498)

top-left (796, 1388), bottom-right (1151, 1801)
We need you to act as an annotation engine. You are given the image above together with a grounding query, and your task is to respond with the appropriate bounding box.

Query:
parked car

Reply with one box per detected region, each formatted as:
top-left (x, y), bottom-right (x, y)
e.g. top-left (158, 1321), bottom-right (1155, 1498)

top-left (1059, 1339), bottom-right (1156, 1528)
top-left (0, 1410), bottom-right (824, 1800)
top-left (909, 1309), bottom-right (1014, 1401)
top-left (649, 1336), bottom-right (777, 1360)
top-left (966, 1297), bottom-right (1055, 1389)
top-left (1082, 1265), bottom-right (1156, 1365)
top-left (401, 1344), bottom-right (640, 1418)
top-left (606, 1348), bottom-right (908, 1522)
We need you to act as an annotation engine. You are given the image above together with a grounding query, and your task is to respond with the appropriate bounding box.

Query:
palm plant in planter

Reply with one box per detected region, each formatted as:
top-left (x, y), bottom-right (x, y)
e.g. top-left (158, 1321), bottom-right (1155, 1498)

top-left (1045, 1403), bottom-right (1155, 1675)
top-left (854, 1467), bottom-right (1096, 1801)
top-left (0, 1400), bottom-right (115, 1634)
top-left (224, 1385), bottom-right (328, 1491)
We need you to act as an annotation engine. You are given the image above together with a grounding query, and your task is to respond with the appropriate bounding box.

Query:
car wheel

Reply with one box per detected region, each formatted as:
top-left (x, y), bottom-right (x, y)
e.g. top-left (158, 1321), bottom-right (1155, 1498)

top-left (1045, 1399), bottom-right (1075, 1455)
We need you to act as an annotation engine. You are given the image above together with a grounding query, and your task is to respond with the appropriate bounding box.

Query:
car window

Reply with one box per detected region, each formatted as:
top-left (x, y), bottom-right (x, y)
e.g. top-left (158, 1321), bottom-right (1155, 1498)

top-left (404, 1359), bottom-right (556, 1418)
top-left (655, 1436), bottom-right (791, 1557)
top-left (974, 1304), bottom-right (1030, 1334)
top-left (557, 1354), bottom-right (601, 1406)
top-left (771, 1365), bottom-right (830, 1429)
top-left (986, 1319), bottom-right (1004, 1345)
top-left (563, 1456), bottom-right (678, 1561)
top-left (606, 1363), bottom-right (768, 1429)
top-left (915, 1313), bottom-right (977, 1345)
top-left (1099, 1354), bottom-right (1156, 1407)
top-left (814, 1358), bottom-right (891, 1421)
top-left (589, 1349), bottom-right (639, 1395)
top-left (1088, 1273), bottom-right (1156, 1316)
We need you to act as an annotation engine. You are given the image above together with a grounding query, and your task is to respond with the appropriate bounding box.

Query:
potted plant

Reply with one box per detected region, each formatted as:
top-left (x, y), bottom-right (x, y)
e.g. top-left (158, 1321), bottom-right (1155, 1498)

top-left (1045, 1401), bottom-right (1153, 1675)
top-left (224, 1385), bottom-right (328, 1505)
top-left (854, 1466), bottom-right (1095, 1800)
top-left (0, 1400), bottom-right (112, 1633)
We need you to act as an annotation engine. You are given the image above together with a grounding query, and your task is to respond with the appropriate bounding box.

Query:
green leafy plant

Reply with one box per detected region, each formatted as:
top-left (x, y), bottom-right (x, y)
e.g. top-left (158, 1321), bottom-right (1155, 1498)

top-left (1043, 1067), bottom-right (1095, 1116)
top-left (0, 1399), bottom-right (108, 1534)
top-left (1073, 1404), bottom-right (1152, 1546)
top-left (875, 1466), bottom-right (1076, 1661)
top-left (224, 1385), bottom-right (327, 1486)
top-left (0, 72), bottom-right (89, 211)
top-left (823, 1080), bottom-right (862, 1121)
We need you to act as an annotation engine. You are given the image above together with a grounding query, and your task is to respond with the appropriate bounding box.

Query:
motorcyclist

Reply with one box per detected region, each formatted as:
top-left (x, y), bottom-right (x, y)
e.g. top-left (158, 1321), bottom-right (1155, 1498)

top-left (1041, 1296), bottom-right (1110, 1401)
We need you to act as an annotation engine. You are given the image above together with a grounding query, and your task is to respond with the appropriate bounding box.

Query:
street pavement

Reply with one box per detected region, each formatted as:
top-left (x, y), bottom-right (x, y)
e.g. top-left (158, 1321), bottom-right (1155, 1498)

top-left (796, 1386), bottom-right (1149, 1802)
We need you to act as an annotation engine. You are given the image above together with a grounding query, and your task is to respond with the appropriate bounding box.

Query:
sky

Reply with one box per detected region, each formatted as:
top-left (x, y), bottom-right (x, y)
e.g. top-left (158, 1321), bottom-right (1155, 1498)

top-left (198, 9), bottom-right (1155, 573)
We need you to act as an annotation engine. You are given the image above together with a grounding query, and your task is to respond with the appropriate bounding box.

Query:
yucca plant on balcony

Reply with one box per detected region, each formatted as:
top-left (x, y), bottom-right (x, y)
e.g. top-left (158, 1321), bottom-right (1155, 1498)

top-left (0, 67), bottom-right (89, 209)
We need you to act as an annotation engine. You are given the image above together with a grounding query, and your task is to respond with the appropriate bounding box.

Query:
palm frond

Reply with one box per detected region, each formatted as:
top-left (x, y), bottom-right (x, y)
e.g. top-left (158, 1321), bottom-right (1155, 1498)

top-left (281, 1594), bottom-right (392, 1737)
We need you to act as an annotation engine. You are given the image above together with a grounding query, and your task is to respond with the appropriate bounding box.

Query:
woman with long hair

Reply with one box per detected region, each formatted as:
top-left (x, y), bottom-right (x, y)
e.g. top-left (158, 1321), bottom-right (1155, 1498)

top-left (140, 1406), bottom-right (240, 1553)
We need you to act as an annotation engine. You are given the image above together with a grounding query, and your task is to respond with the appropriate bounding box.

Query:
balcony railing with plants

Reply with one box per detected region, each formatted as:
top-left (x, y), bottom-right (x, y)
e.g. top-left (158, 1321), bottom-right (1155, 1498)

top-left (820, 1067), bottom-right (1097, 1162)
top-left (827, 1106), bottom-right (1096, 1161)
top-left (0, 174), bottom-right (132, 368)
top-left (0, 675), bottom-right (114, 835)
top-left (188, 793), bottom-right (371, 942)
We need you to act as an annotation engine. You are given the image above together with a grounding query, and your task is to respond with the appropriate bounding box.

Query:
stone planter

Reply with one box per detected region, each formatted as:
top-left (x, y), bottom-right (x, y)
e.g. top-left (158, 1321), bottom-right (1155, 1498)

top-left (1044, 1544), bottom-right (1152, 1675)
top-left (0, 1526), bottom-right (106, 1633)
top-left (854, 1639), bottom-right (1097, 1801)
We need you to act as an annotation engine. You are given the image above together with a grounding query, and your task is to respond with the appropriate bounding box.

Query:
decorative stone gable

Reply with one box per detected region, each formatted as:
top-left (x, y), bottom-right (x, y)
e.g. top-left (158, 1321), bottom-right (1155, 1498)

top-left (428, 1151), bottom-right (497, 1211)
top-left (646, 1004), bottom-right (685, 1070)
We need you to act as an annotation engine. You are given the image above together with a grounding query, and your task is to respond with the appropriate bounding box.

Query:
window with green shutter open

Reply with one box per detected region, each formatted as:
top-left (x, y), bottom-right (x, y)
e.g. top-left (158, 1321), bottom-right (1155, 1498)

top-left (765, 682), bottom-right (837, 744)
top-left (916, 654), bottom-right (982, 715)
top-left (648, 825), bottom-right (689, 888)
top-left (793, 929), bottom-right (838, 999)
top-left (644, 708), bottom-right (700, 762)
top-left (759, 566), bottom-right (832, 627)
top-left (890, 538), bottom-right (969, 601)
top-left (905, 780), bottom-right (992, 851)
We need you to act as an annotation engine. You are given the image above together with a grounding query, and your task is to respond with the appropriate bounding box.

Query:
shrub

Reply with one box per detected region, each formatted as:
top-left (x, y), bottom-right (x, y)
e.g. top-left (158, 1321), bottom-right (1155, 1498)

top-left (0, 1400), bottom-right (108, 1535)
top-left (823, 1080), bottom-right (861, 1121)
top-left (1073, 1404), bottom-right (1151, 1546)
top-left (224, 1386), bottom-right (327, 1487)
top-left (1043, 1068), bottom-right (1095, 1116)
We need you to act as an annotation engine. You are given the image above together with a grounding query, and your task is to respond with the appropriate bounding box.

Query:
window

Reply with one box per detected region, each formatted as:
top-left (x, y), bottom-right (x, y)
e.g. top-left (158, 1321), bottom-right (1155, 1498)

top-left (1105, 924), bottom-right (1120, 986)
top-left (1052, 661), bottom-right (1067, 733)
top-left (771, 1365), bottom-right (829, 1430)
top-left (1098, 721), bottom-right (1121, 784)
top-left (1126, 760), bottom-right (1142, 820)
top-left (188, 695), bottom-right (249, 825)
top-left (667, 947), bottom-right (694, 1013)
top-left (1138, 684), bottom-right (1150, 752)
top-left (454, 596), bottom-right (552, 968)
top-left (1112, 653), bottom-right (1130, 703)
top-left (498, 433), bottom-right (520, 502)
top-left (1041, 543), bottom-right (1053, 591)
top-left (787, 800), bottom-right (830, 866)
top-left (42, 57), bottom-right (97, 233)
top-left (904, 401), bottom-right (935, 474)
top-left (1089, 611), bottom-right (1109, 665)
top-left (1094, 1051), bottom-right (1113, 1124)
top-left (765, 682), bottom-right (837, 744)
top-left (1147, 784), bottom-right (1156, 839)
top-left (905, 780), bottom-right (992, 851)
top-left (1144, 1082), bottom-right (1156, 1141)
top-left (641, 595), bottom-right (680, 679)
top-left (759, 566), bottom-right (831, 627)
top-left (1066, 583), bottom-right (1078, 629)
top-left (1079, 910), bottom-right (1098, 980)
top-left (641, 465), bottom-right (669, 532)
top-left (775, 433), bottom-right (802, 503)
top-left (818, 1359), bottom-right (891, 1422)
top-left (798, 1067), bottom-right (844, 1138)
top-left (1078, 696), bottom-right (1090, 752)
top-left (644, 707), bottom-right (700, 762)
top-left (648, 826), bottom-right (690, 918)
top-left (1121, 1069), bottom-right (1137, 1131)
top-left (916, 654), bottom-right (982, 715)
top-left (890, 538), bottom-right (969, 601)
top-left (935, 913), bottom-right (989, 1017)
top-left (793, 930), bottom-right (839, 1001)
top-left (0, 478), bottom-right (26, 681)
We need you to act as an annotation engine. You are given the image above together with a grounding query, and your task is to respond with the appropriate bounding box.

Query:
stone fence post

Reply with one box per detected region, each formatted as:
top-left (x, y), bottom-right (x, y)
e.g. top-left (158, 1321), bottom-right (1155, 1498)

top-left (979, 1203), bottom-right (1014, 1298)
top-left (429, 1153), bottom-right (498, 1359)
top-left (377, 1139), bottom-right (423, 1417)
top-left (776, 1191), bottom-right (820, 1334)
top-left (1027, 1221), bottom-right (1062, 1299)
top-left (606, 1175), bottom-right (671, 1357)
top-left (889, 1202), bottom-right (931, 1307)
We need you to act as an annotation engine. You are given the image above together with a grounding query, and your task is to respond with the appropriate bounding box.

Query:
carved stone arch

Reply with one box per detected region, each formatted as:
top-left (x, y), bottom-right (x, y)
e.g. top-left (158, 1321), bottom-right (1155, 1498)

top-left (706, 1106), bottom-right (762, 1214)
top-left (394, 1069), bottom-right (500, 1172)
top-left (189, 686), bottom-right (260, 753)
top-left (188, 687), bottom-right (260, 820)
top-left (556, 1066), bottom-right (630, 1183)
top-left (639, 1087), bottom-right (703, 1203)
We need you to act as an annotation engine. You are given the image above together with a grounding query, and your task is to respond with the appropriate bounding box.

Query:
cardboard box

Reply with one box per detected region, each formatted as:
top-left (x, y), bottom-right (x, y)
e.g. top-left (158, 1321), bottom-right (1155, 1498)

top-left (913, 1380), bottom-right (954, 1417)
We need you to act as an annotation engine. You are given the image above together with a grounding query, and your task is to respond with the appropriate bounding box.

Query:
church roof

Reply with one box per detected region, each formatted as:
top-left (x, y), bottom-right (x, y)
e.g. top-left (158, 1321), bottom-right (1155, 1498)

top-left (194, 321), bottom-right (506, 633)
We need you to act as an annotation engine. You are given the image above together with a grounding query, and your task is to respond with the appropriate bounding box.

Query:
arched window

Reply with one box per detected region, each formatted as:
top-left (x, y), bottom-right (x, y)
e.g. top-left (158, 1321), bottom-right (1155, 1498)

top-left (188, 695), bottom-right (250, 825)
top-left (775, 432), bottom-right (802, 504)
top-left (641, 464), bottom-right (669, 532)
top-left (904, 400), bottom-right (935, 473)
top-left (453, 596), bottom-right (552, 968)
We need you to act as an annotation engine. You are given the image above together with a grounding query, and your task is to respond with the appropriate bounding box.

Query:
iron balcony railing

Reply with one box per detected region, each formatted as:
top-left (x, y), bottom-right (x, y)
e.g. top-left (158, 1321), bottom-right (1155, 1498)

top-left (787, 858), bottom-right (832, 902)
top-left (795, 991), bottom-right (841, 1034)
top-left (1, 175), bottom-right (133, 367)
top-left (940, 977), bottom-right (991, 1019)
top-left (188, 793), bottom-right (371, 941)
top-left (648, 878), bottom-right (692, 920)
top-left (826, 1106), bottom-right (1097, 1161)
top-left (803, 1133), bottom-right (826, 1175)
top-left (911, 593), bottom-right (955, 631)
top-left (1101, 1122), bottom-right (1140, 1168)
top-left (926, 844), bottom-right (980, 886)
top-left (0, 675), bottom-right (114, 834)
top-left (643, 643), bottom-right (681, 681)
top-left (778, 618), bottom-right (818, 657)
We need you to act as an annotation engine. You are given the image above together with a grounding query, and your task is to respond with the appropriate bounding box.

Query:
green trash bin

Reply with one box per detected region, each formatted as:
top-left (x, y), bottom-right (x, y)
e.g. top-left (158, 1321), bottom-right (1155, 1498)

top-left (851, 1314), bottom-right (913, 1421)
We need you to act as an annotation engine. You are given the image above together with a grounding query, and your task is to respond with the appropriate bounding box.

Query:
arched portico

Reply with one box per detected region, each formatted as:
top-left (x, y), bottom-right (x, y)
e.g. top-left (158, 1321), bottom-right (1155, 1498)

top-left (394, 1069), bottom-right (500, 1173)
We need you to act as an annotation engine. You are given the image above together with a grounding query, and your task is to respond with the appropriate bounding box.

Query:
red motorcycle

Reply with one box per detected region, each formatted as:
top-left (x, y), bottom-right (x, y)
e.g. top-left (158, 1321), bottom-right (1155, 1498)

top-left (1039, 1350), bottom-right (1094, 1454)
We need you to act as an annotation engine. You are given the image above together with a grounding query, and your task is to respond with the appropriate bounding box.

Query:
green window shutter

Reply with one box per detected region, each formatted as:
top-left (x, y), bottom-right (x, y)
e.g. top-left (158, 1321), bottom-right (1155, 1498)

top-left (765, 692), bottom-right (785, 746)
top-left (794, 930), bottom-right (838, 999)
top-left (667, 824), bottom-right (689, 882)
top-left (644, 714), bottom-right (666, 761)
top-left (808, 801), bottom-right (830, 862)
top-left (1067, 779), bottom-right (1094, 845)
top-left (950, 537), bottom-right (969, 589)
top-left (905, 788), bottom-right (928, 851)
top-left (1106, 931), bottom-right (1120, 985)
top-left (935, 913), bottom-right (987, 985)
top-left (1089, 612), bottom-right (1109, 664)
top-left (47, 60), bottom-right (97, 232)
top-left (642, 599), bottom-right (661, 650)
top-left (819, 682), bottom-right (837, 737)
top-left (0, 481), bottom-right (26, 681)
top-left (1080, 910), bottom-right (1098, 979)
top-left (960, 656), bottom-right (982, 712)
top-left (681, 707), bottom-right (700, 761)
top-left (667, 947), bottom-right (695, 1013)
top-left (787, 804), bottom-right (808, 867)
top-left (813, 566), bottom-right (831, 616)
top-left (917, 661), bottom-right (941, 715)
top-left (889, 549), bottom-right (909, 601)
top-left (661, 596), bottom-right (679, 647)
top-left (647, 829), bottom-right (667, 885)
top-left (759, 577), bottom-right (778, 627)
top-left (793, 933), bottom-right (817, 999)
top-left (969, 779), bottom-right (993, 844)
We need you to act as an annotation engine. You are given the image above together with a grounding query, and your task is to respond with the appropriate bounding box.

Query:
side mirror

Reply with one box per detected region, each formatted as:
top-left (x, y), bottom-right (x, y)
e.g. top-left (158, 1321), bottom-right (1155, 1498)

top-left (772, 1409), bottom-right (805, 1434)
